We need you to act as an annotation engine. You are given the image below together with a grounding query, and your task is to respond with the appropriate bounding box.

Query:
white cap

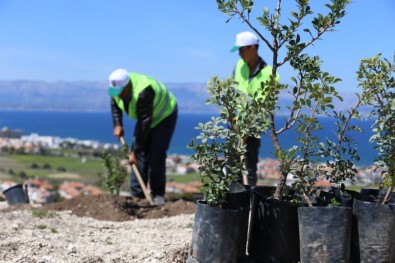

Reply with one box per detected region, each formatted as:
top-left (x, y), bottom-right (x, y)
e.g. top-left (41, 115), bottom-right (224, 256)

top-left (107, 69), bottom-right (130, 97)
top-left (230, 31), bottom-right (259, 52)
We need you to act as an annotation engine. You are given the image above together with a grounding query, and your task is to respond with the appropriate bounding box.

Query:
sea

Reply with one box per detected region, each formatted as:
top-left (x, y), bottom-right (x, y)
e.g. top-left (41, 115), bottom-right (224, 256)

top-left (0, 110), bottom-right (377, 167)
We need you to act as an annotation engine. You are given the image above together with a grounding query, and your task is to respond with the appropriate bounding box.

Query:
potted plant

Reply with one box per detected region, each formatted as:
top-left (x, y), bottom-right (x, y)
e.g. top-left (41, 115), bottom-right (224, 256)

top-left (216, 0), bottom-right (363, 262)
top-left (189, 0), bottom-right (390, 262)
top-left (294, 92), bottom-right (364, 262)
top-left (187, 76), bottom-right (270, 262)
top-left (352, 54), bottom-right (395, 262)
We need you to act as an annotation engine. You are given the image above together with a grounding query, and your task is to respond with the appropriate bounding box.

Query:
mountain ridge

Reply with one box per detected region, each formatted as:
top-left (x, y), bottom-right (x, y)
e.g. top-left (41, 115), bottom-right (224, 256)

top-left (0, 80), bottom-right (215, 113)
top-left (0, 80), bottom-right (362, 114)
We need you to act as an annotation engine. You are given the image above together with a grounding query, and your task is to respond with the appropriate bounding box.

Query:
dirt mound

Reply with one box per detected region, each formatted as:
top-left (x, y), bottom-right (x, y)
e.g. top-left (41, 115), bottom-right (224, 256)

top-left (1, 193), bottom-right (197, 222)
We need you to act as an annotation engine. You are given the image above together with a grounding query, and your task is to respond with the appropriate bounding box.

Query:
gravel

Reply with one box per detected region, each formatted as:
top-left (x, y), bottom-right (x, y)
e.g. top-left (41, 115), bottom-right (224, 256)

top-left (0, 202), bottom-right (194, 263)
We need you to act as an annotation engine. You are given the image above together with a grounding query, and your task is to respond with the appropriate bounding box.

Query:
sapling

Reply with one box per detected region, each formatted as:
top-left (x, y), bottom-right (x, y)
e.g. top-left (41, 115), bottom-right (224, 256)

top-left (216, 0), bottom-right (362, 202)
top-left (100, 142), bottom-right (129, 207)
top-left (189, 76), bottom-right (270, 207)
top-left (358, 54), bottom-right (395, 204)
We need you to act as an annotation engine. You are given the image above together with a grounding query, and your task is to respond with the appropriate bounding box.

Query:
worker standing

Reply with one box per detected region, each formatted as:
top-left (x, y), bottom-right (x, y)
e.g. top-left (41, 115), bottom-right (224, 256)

top-left (230, 31), bottom-right (279, 186)
top-left (107, 69), bottom-right (178, 205)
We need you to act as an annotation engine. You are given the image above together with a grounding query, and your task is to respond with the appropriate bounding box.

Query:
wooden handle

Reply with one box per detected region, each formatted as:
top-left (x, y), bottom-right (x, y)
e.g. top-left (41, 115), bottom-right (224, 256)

top-left (119, 136), bottom-right (154, 205)
top-left (132, 164), bottom-right (154, 206)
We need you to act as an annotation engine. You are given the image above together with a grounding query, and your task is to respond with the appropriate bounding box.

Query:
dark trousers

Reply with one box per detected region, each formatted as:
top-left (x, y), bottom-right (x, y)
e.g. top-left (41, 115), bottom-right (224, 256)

top-left (130, 107), bottom-right (178, 197)
top-left (244, 136), bottom-right (260, 186)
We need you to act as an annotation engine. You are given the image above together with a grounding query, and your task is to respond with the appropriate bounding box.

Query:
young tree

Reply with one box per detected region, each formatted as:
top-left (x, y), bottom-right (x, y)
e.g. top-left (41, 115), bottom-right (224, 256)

top-left (100, 143), bottom-right (129, 206)
top-left (358, 54), bottom-right (395, 204)
top-left (214, 0), bottom-right (365, 204)
top-left (190, 76), bottom-right (269, 207)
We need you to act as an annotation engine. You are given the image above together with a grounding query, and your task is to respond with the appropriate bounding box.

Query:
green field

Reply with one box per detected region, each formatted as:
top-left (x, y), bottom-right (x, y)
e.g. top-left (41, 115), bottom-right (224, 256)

top-left (0, 154), bottom-right (105, 184)
top-left (167, 173), bottom-right (200, 183)
top-left (0, 153), bottom-right (201, 187)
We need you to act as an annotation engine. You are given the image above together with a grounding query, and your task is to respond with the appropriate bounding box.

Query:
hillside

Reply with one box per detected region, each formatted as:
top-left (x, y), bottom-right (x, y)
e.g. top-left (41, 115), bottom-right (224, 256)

top-left (0, 80), bottom-right (215, 114)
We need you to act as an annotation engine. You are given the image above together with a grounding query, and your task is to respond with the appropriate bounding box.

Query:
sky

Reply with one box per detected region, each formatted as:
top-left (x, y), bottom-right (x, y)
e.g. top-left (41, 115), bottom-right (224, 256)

top-left (0, 0), bottom-right (394, 93)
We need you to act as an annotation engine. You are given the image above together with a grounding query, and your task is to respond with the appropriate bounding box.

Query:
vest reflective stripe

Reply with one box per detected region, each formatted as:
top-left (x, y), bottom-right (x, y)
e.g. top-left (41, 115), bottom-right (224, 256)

top-left (113, 72), bottom-right (176, 128)
top-left (234, 59), bottom-right (279, 99)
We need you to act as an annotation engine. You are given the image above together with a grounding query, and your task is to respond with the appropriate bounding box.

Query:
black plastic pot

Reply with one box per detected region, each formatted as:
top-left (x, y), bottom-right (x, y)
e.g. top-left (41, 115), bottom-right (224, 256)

top-left (359, 188), bottom-right (394, 203)
top-left (225, 183), bottom-right (250, 210)
top-left (352, 199), bottom-right (395, 263)
top-left (298, 206), bottom-right (353, 263)
top-left (248, 186), bottom-right (300, 263)
top-left (2, 184), bottom-right (29, 205)
top-left (225, 183), bottom-right (251, 261)
top-left (318, 187), bottom-right (360, 207)
top-left (187, 201), bottom-right (246, 263)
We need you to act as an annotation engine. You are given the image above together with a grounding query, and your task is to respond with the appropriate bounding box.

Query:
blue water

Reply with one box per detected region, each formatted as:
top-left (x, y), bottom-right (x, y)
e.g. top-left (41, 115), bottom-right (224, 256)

top-left (0, 110), bottom-right (376, 166)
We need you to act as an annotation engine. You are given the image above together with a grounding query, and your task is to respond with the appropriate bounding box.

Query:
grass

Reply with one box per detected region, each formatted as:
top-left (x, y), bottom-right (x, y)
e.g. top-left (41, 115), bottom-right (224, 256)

top-left (31, 208), bottom-right (57, 219)
top-left (0, 153), bottom-right (106, 184)
top-left (167, 173), bottom-right (200, 183)
top-left (1, 153), bottom-right (202, 194)
top-left (12, 154), bottom-right (104, 175)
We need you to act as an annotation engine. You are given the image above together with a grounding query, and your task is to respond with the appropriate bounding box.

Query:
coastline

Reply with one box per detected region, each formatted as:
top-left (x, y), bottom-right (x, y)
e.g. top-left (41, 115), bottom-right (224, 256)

top-left (0, 110), bottom-right (377, 166)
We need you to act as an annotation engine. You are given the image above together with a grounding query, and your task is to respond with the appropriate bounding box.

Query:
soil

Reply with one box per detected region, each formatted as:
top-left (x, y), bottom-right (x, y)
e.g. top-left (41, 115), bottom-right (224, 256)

top-left (1, 193), bottom-right (197, 222)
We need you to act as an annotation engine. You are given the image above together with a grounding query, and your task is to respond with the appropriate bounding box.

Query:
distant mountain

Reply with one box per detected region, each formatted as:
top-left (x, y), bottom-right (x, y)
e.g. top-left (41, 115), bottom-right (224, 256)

top-left (0, 80), bottom-right (364, 114)
top-left (0, 80), bottom-right (215, 113)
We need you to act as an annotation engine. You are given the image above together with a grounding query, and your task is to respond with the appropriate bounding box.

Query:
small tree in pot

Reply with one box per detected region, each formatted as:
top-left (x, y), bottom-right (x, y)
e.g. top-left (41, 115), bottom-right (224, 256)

top-left (215, 0), bottom-right (358, 198)
top-left (352, 54), bottom-right (395, 262)
top-left (192, 0), bottom-right (386, 262)
top-left (213, 0), bottom-right (372, 262)
top-left (189, 76), bottom-right (271, 207)
top-left (187, 76), bottom-right (271, 262)
top-left (293, 88), bottom-right (365, 262)
top-left (358, 54), bottom-right (395, 203)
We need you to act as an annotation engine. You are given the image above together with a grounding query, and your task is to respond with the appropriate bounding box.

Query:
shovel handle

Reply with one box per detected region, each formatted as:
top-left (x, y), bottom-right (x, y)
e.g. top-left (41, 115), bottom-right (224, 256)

top-left (132, 164), bottom-right (154, 206)
top-left (119, 137), bottom-right (154, 206)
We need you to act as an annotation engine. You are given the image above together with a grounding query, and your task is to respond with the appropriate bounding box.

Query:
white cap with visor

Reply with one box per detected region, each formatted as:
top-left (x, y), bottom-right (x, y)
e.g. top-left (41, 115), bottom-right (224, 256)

top-left (108, 69), bottom-right (130, 97)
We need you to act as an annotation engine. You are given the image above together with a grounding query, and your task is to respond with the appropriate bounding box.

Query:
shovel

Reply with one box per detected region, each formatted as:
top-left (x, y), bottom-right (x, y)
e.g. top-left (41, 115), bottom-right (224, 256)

top-left (120, 137), bottom-right (154, 206)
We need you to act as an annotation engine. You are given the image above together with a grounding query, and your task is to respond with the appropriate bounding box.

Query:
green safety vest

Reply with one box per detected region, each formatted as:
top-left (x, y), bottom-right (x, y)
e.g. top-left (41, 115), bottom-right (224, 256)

top-left (234, 59), bottom-right (279, 99)
top-left (113, 72), bottom-right (177, 128)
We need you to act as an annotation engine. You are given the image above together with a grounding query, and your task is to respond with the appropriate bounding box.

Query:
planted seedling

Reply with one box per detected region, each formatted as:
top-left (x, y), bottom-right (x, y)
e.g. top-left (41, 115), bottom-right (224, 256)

top-left (100, 142), bottom-right (129, 207)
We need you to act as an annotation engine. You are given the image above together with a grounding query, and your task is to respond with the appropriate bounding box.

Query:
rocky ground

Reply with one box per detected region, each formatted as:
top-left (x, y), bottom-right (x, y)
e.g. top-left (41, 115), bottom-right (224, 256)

top-left (0, 194), bottom-right (197, 263)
